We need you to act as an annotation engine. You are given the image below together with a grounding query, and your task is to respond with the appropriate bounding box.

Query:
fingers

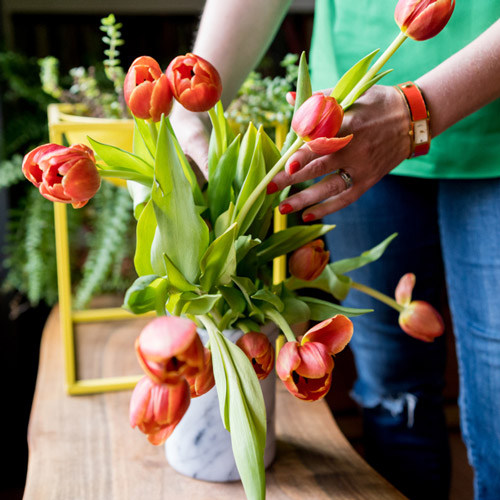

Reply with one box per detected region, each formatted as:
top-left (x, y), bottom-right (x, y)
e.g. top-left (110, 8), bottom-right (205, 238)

top-left (278, 170), bottom-right (359, 220)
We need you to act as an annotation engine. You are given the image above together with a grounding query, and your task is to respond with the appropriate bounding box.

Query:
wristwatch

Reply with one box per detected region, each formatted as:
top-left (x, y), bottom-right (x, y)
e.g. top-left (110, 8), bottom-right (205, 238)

top-left (395, 82), bottom-right (431, 158)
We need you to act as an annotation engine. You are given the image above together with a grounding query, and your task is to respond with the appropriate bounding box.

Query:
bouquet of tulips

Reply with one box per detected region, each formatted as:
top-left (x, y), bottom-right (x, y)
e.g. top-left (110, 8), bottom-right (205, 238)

top-left (21, 1), bottom-right (453, 498)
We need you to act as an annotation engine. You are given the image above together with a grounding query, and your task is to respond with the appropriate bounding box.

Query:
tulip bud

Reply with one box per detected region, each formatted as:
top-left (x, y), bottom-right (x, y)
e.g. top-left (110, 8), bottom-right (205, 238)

top-left (292, 93), bottom-right (353, 155)
top-left (289, 239), bottom-right (330, 281)
top-left (395, 0), bottom-right (455, 41)
top-left (185, 347), bottom-right (215, 397)
top-left (123, 55), bottom-right (173, 122)
top-left (135, 316), bottom-right (205, 384)
top-left (236, 331), bottom-right (275, 380)
top-left (395, 273), bottom-right (445, 342)
top-left (166, 53), bottom-right (222, 112)
top-left (129, 376), bottom-right (191, 445)
top-left (276, 341), bottom-right (334, 401)
top-left (301, 315), bottom-right (353, 355)
top-left (22, 143), bottom-right (100, 208)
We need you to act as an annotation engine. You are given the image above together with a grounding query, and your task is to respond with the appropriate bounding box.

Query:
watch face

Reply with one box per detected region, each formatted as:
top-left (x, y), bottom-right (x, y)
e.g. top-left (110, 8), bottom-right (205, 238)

top-left (414, 120), bottom-right (429, 144)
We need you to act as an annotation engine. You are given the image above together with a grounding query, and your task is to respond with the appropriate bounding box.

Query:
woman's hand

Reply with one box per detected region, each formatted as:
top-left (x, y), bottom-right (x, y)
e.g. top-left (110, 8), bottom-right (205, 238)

top-left (270, 85), bottom-right (412, 221)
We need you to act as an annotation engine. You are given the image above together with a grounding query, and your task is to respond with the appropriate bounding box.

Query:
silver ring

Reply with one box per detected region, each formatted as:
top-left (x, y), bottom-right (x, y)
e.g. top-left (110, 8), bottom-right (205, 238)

top-left (337, 168), bottom-right (353, 190)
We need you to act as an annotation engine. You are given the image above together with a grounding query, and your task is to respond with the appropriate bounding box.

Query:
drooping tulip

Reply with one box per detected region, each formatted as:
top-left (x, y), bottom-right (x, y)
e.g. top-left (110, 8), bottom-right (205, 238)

top-left (292, 93), bottom-right (353, 155)
top-left (129, 376), bottom-right (191, 445)
top-left (395, 273), bottom-right (445, 342)
top-left (236, 331), bottom-right (275, 380)
top-left (135, 316), bottom-right (205, 384)
top-left (276, 340), bottom-right (334, 401)
top-left (123, 55), bottom-right (173, 122)
top-left (166, 53), bottom-right (222, 112)
top-left (289, 239), bottom-right (330, 281)
top-left (22, 143), bottom-right (100, 208)
top-left (185, 347), bottom-right (215, 397)
top-left (395, 0), bottom-right (455, 41)
top-left (301, 315), bottom-right (354, 355)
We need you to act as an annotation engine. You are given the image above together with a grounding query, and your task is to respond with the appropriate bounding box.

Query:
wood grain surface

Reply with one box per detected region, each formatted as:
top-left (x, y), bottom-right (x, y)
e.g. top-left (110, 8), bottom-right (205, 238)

top-left (24, 306), bottom-right (407, 500)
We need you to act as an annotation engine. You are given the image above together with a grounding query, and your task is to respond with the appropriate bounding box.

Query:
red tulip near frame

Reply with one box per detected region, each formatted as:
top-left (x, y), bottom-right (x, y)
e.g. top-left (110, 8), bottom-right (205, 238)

top-left (276, 340), bottom-right (334, 401)
top-left (123, 55), bottom-right (173, 122)
top-left (289, 239), bottom-right (330, 281)
top-left (166, 53), bottom-right (222, 112)
top-left (292, 93), bottom-right (353, 155)
top-left (135, 316), bottom-right (205, 384)
top-left (236, 332), bottom-right (275, 380)
top-left (129, 376), bottom-right (191, 445)
top-left (394, 0), bottom-right (455, 41)
top-left (22, 143), bottom-right (100, 208)
top-left (395, 273), bottom-right (445, 342)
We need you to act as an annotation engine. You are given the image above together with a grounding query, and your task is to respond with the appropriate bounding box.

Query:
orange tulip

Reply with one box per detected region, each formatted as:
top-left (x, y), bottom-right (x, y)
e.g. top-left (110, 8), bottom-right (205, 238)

top-left (276, 340), bottom-right (333, 401)
top-left (236, 332), bottom-right (275, 380)
top-left (22, 143), bottom-right (100, 208)
top-left (288, 239), bottom-right (330, 281)
top-left (291, 93), bottom-right (353, 155)
top-left (395, 0), bottom-right (455, 41)
top-left (395, 273), bottom-right (445, 342)
top-left (123, 55), bottom-right (173, 122)
top-left (301, 315), bottom-right (354, 355)
top-left (129, 376), bottom-right (190, 445)
top-left (135, 316), bottom-right (205, 384)
top-left (166, 53), bottom-right (222, 112)
top-left (185, 347), bottom-right (215, 397)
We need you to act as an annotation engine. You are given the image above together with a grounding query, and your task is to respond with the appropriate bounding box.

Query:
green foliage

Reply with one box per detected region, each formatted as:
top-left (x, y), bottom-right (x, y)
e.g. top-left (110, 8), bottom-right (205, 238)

top-left (38, 14), bottom-right (128, 118)
top-left (0, 155), bottom-right (25, 189)
top-left (73, 182), bottom-right (136, 309)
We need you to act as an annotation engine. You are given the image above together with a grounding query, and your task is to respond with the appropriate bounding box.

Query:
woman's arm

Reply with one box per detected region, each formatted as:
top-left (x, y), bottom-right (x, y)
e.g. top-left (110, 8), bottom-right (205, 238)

top-left (271, 17), bottom-right (500, 220)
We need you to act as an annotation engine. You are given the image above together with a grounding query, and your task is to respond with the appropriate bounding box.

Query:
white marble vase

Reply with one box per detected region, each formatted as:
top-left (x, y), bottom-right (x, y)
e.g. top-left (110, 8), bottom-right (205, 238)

top-left (165, 324), bottom-right (278, 482)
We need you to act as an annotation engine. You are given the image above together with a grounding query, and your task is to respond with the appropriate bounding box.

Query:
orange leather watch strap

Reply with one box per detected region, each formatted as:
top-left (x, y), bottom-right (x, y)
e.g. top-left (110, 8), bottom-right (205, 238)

top-left (395, 82), bottom-right (431, 158)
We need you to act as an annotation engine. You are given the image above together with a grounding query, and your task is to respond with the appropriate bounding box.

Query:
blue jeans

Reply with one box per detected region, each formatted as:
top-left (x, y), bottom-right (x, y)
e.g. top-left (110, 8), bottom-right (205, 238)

top-left (324, 175), bottom-right (500, 500)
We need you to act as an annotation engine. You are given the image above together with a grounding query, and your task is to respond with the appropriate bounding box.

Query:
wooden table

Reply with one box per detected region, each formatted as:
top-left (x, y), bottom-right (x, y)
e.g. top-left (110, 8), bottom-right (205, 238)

top-left (24, 306), bottom-right (407, 500)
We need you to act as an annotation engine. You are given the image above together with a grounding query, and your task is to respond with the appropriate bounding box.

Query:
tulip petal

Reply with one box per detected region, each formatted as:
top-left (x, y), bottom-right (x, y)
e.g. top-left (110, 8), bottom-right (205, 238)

top-left (395, 273), bottom-right (416, 306)
top-left (399, 301), bottom-right (445, 342)
top-left (302, 315), bottom-right (354, 355)
top-left (306, 134), bottom-right (353, 155)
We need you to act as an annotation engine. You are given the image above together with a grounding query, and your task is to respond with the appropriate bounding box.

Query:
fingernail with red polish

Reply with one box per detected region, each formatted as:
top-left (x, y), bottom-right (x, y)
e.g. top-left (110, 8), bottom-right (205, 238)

top-left (288, 161), bottom-right (301, 175)
top-left (302, 213), bottom-right (315, 222)
top-left (267, 181), bottom-right (279, 194)
top-left (280, 203), bottom-right (293, 215)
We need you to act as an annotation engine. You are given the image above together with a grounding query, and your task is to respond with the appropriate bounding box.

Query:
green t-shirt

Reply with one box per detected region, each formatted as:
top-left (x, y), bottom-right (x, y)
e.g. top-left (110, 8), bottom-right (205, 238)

top-left (309, 0), bottom-right (500, 179)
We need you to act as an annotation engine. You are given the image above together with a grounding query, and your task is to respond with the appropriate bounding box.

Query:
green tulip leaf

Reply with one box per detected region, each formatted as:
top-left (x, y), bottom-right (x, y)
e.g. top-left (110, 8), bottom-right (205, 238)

top-left (235, 235), bottom-right (261, 264)
top-left (342, 69), bottom-right (394, 110)
top-left (134, 199), bottom-right (157, 276)
top-left (251, 288), bottom-right (284, 312)
top-left (96, 168), bottom-right (153, 186)
top-left (280, 51), bottom-right (312, 154)
top-left (208, 135), bottom-right (241, 224)
top-left (332, 49), bottom-right (380, 103)
top-left (300, 296), bottom-right (373, 320)
top-left (256, 224), bottom-right (335, 263)
top-left (234, 135), bottom-right (266, 235)
top-left (179, 292), bottom-right (221, 315)
top-left (123, 275), bottom-right (168, 315)
top-left (218, 285), bottom-right (247, 314)
top-left (214, 202), bottom-right (236, 238)
top-left (208, 328), bottom-right (266, 500)
top-left (151, 116), bottom-right (209, 283)
top-left (89, 137), bottom-right (153, 177)
top-left (133, 117), bottom-right (156, 158)
top-left (234, 122), bottom-right (258, 194)
top-left (281, 297), bottom-right (311, 325)
top-left (287, 265), bottom-right (352, 301)
top-left (330, 232), bottom-right (398, 274)
top-left (163, 253), bottom-right (199, 292)
top-left (200, 223), bottom-right (238, 292)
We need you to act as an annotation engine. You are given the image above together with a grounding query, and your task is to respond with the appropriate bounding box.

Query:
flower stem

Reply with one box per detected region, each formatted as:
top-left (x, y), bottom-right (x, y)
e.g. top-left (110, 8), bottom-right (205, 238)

top-left (262, 307), bottom-right (297, 343)
top-left (234, 136), bottom-right (303, 229)
top-left (208, 107), bottom-right (222, 159)
top-left (147, 120), bottom-right (158, 146)
top-left (350, 281), bottom-right (404, 312)
top-left (341, 32), bottom-right (408, 108)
